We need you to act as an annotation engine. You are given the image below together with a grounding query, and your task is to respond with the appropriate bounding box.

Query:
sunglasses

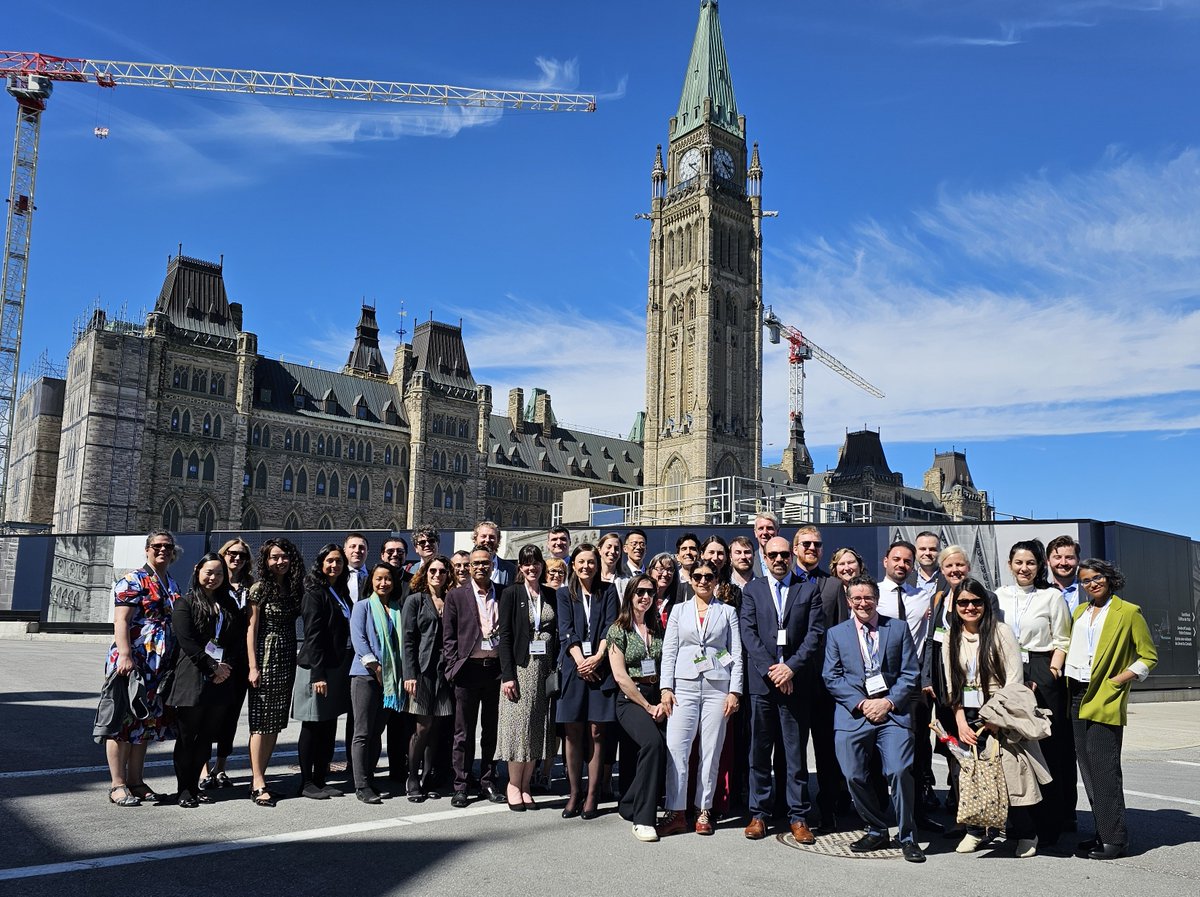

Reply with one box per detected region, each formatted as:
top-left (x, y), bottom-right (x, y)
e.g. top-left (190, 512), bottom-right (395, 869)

top-left (415, 539), bottom-right (437, 547)
top-left (765, 551), bottom-right (790, 559)
top-left (692, 573), bottom-right (716, 583)
top-left (427, 568), bottom-right (448, 576)
top-left (149, 543), bottom-right (175, 552)
top-left (633, 587), bottom-right (656, 597)
top-left (956, 598), bottom-right (985, 608)
top-left (797, 541), bottom-right (823, 549)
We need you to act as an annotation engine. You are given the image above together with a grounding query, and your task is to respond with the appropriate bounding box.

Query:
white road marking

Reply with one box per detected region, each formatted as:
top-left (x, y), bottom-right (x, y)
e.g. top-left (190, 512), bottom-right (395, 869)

top-left (0, 750), bottom-right (299, 780)
top-left (1166, 760), bottom-right (1200, 768)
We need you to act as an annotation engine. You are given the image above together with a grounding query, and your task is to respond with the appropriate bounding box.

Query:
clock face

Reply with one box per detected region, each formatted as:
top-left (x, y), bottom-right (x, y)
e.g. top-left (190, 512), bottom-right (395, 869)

top-left (714, 148), bottom-right (734, 180)
top-left (677, 147), bottom-right (701, 182)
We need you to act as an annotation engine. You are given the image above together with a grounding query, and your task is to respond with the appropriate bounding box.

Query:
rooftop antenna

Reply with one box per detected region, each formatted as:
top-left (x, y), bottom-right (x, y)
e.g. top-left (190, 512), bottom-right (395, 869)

top-left (395, 301), bottom-right (408, 343)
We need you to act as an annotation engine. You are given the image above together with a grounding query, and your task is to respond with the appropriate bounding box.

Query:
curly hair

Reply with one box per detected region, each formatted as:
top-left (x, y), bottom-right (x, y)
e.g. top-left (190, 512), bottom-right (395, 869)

top-left (254, 537), bottom-right (305, 607)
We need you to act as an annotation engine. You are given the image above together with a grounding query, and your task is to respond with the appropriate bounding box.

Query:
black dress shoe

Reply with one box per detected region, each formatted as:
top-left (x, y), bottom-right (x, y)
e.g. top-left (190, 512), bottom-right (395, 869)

top-left (580, 807), bottom-right (599, 820)
top-left (902, 842), bottom-right (927, 863)
top-left (177, 791), bottom-right (199, 809)
top-left (508, 801), bottom-right (526, 812)
top-left (850, 831), bottom-right (890, 853)
top-left (481, 787), bottom-right (506, 804)
top-left (356, 788), bottom-right (383, 805)
top-left (1074, 836), bottom-right (1100, 858)
top-left (1089, 843), bottom-right (1127, 860)
top-left (450, 792), bottom-right (470, 808)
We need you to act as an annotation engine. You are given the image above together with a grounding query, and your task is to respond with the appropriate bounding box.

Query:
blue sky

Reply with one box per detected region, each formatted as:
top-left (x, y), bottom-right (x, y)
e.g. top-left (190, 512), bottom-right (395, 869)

top-left (11, 0), bottom-right (1200, 538)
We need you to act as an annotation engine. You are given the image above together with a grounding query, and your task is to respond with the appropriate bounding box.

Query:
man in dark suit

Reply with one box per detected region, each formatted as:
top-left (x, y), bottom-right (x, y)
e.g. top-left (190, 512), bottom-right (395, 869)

top-left (442, 545), bottom-right (505, 807)
top-left (474, 520), bottom-right (516, 587)
top-left (823, 575), bottom-right (925, 863)
top-left (740, 536), bottom-right (824, 843)
top-left (617, 528), bottom-right (648, 578)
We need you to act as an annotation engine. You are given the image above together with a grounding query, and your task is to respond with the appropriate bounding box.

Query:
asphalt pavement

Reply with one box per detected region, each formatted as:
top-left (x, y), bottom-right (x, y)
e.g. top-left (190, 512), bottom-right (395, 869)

top-left (1, 638), bottom-right (1198, 897)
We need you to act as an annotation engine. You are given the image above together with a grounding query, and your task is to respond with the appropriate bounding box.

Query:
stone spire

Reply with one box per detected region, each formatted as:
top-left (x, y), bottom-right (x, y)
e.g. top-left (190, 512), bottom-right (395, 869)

top-left (344, 305), bottom-right (389, 378)
top-left (673, 0), bottom-right (741, 140)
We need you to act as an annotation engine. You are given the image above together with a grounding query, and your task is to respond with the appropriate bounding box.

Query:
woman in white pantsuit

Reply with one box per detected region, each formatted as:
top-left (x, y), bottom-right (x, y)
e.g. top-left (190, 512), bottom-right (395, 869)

top-left (658, 562), bottom-right (743, 837)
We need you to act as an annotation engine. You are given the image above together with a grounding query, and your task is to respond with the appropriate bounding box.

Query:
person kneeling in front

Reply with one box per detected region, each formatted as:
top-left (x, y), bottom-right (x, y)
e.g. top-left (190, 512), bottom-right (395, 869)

top-left (822, 575), bottom-right (925, 863)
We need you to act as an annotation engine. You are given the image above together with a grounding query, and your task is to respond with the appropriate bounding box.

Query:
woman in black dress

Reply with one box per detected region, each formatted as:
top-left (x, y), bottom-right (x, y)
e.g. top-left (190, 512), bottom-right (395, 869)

top-left (555, 543), bottom-right (618, 819)
top-left (292, 543), bottom-right (353, 799)
top-left (169, 552), bottom-right (247, 808)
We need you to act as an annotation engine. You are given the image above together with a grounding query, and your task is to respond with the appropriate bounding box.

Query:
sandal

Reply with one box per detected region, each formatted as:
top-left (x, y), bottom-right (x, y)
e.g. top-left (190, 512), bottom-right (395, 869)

top-left (127, 782), bottom-right (160, 802)
top-left (251, 787), bottom-right (277, 808)
top-left (214, 772), bottom-right (234, 789)
top-left (108, 785), bottom-right (141, 807)
top-left (198, 775), bottom-right (216, 791)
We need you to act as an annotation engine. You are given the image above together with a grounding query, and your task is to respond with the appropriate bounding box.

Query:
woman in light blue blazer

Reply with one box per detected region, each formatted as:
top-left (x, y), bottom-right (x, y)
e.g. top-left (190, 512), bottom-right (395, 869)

top-left (658, 562), bottom-right (743, 837)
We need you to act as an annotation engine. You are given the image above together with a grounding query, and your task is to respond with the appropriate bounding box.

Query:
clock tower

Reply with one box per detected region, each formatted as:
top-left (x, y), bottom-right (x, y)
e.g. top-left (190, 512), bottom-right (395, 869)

top-left (643, 0), bottom-right (764, 519)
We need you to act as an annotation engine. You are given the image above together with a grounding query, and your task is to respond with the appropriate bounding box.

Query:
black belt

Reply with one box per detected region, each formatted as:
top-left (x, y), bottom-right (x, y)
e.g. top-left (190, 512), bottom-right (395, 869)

top-left (467, 656), bottom-right (499, 665)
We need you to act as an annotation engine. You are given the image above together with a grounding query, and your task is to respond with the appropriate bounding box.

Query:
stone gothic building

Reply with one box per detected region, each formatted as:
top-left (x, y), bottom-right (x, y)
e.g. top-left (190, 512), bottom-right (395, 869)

top-left (4, 2), bottom-right (990, 534)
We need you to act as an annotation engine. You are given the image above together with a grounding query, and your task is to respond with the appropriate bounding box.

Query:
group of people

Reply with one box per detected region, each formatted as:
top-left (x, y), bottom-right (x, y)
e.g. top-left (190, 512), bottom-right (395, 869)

top-left (101, 516), bottom-right (1156, 864)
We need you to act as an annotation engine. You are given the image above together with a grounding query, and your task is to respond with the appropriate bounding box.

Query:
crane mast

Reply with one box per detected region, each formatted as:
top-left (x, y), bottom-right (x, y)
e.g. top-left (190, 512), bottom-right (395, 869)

top-left (0, 51), bottom-right (596, 526)
top-left (763, 306), bottom-right (884, 480)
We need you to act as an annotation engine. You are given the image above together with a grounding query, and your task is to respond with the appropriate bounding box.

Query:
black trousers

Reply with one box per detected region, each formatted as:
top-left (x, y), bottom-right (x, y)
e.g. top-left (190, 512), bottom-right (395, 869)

top-left (387, 711), bottom-right (415, 781)
top-left (452, 658), bottom-right (501, 794)
top-left (299, 719), bottom-right (338, 787)
top-left (615, 684), bottom-right (666, 827)
top-left (808, 672), bottom-right (847, 824)
top-left (174, 703), bottom-right (227, 795)
top-left (211, 681), bottom-right (247, 761)
top-left (1071, 682), bottom-right (1127, 847)
top-left (912, 691), bottom-right (934, 793)
top-left (1025, 651), bottom-right (1073, 840)
top-left (349, 676), bottom-right (391, 790)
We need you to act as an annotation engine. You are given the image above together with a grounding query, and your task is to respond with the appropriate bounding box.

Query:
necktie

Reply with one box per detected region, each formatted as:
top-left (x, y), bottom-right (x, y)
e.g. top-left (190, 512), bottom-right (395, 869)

top-left (896, 585), bottom-right (907, 621)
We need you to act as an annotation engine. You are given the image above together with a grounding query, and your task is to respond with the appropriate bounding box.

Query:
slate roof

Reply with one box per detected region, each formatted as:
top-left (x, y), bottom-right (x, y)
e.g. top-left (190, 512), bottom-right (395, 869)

top-left (929, 450), bottom-right (977, 492)
top-left (253, 358), bottom-right (407, 429)
top-left (487, 415), bottom-right (644, 488)
top-left (830, 430), bottom-right (897, 479)
top-left (154, 254), bottom-right (239, 340)
top-left (410, 321), bottom-right (476, 395)
top-left (674, 0), bottom-right (742, 140)
top-left (345, 305), bottom-right (389, 377)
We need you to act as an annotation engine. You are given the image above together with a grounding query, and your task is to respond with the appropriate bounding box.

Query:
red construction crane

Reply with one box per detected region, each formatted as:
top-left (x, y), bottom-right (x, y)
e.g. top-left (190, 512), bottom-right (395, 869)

top-left (0, 51), bottom-right (596, 525)
top-left (763, 306), bottom-right (884, 473)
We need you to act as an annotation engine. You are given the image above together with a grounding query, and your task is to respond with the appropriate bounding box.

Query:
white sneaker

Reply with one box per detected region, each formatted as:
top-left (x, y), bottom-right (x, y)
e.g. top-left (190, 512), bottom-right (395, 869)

top-left (633, 824), bottom-right (659, 842)
top-left (1015, 837), bottom-right (1038, 858)
top-left (956, 832), bottom-right (985, 854)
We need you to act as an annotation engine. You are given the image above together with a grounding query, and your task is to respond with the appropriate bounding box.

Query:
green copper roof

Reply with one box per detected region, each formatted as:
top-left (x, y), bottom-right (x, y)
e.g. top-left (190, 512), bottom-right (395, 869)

top-left (674, 0), bottom-right (741, 140)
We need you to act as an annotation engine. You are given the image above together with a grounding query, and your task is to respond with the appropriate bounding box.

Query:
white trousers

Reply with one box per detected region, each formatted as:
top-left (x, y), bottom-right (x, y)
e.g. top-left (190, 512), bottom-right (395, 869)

top-left (665, 677), bottom-right (729, 811)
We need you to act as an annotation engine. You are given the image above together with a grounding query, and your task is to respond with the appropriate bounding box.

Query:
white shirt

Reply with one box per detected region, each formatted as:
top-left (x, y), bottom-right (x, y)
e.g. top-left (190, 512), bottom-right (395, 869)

top-left (876, 578), bottom-right (929, 656)
top-left (348, 565), bottom-right (365, 604)
top-left (995, 585), bottom-right (1071, 654)
top-left (1064, 602), bottom-right (1109, 682)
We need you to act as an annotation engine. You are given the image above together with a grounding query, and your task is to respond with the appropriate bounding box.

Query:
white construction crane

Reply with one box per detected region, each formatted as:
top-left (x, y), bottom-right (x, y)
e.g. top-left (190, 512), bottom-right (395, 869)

top-left (0, 51), bottom-right (596, 525)
top-left (763, 306), bottom-right (884, 462)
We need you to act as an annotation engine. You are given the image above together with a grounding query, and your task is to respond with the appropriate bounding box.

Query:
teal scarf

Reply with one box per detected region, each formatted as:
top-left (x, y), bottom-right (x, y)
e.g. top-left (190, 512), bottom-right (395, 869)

top-left (367, 593), bottom-right (404, 710)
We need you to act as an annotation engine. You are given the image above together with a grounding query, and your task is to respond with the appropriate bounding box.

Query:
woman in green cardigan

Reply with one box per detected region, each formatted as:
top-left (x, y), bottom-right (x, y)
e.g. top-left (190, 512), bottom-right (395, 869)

top-left (1060, 559), bottom-right (1157, 860)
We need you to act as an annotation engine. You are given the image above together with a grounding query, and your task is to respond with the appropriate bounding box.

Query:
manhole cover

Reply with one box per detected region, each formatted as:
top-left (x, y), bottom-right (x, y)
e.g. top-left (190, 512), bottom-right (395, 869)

top-left (776, 829), bottom-right (910, 860)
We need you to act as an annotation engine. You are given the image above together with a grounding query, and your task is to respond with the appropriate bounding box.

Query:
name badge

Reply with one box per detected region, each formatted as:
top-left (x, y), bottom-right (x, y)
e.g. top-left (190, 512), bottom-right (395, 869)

top-left (865, 673), bottom-right (887, 696)
top-left (529, 640), bottom-right (547, 656)
top-left (716, 649), bottom-right (734, 668)
top-left (693, 654), bottom-right (714, 674)
top-left (581, 640), bottom-right (593, 656)
top-left (480, 637), bottom-right (498, 651)
top-left (639, 658), bottom-right (657, 677)
top-left (776, 628), bottom-right (787, 647)
top-left (933, 626), bottom-right (947, 644)
top-left (1020, 649), bottom-right (1030, 663)
top-left (205, 641), bottom-right (224, 663)
top-left (963, 686), bottom-right (983, 709)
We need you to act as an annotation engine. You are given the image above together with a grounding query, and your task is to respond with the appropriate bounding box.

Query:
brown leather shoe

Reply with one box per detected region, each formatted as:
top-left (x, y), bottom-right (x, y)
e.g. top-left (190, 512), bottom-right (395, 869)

top-left (656, 811), bottom-right (688, 838)
top-left (790, 821), bottom-right (816, 844)
top-left (744, 817), bottom-right (768, 840)
top-left (695, 809), bottom-right (714, 835)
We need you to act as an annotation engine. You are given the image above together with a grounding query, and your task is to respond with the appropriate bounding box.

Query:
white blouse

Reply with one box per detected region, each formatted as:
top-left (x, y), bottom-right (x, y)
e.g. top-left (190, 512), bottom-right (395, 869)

top-left (994, 585), bottom-right (1071, 654)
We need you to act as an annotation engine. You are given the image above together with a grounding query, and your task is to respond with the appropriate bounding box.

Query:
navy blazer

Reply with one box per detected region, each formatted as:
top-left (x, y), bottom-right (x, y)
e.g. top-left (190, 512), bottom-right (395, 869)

top-left (822, 615), bottom-right (919, 732)
top-left (498, 582), bottom-right (558, 682)
top-left (556, 582), bottom-right (617, 691)
top-left (739, 574), bottom-right (825, 697)
top-left (491, 558), bottom-right (517, 587)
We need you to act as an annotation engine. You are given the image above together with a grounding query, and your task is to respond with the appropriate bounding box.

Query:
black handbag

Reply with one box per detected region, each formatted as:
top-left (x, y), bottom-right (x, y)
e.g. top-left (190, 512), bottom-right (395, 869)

top-left (546, 667), bottom-right (561, 699)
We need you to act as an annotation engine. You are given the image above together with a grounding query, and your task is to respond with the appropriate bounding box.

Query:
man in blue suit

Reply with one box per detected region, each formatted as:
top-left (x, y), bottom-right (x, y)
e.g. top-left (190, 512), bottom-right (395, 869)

top-left (823, 574), bottom-right (925, 863)
top-left (740, 536), bottom-right (824, 843)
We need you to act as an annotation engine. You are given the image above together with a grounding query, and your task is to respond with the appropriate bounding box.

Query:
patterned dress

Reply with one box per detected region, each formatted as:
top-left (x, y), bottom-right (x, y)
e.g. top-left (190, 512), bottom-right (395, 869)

top-left (496, 597), bottom-right (557, 762)
top-left (247, 580), bottom-right (301, 734)
top-left (105, 565), bottom-right (179, 743)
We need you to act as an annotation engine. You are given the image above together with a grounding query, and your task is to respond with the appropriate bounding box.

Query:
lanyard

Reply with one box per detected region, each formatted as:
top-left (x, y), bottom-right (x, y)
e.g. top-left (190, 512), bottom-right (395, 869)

top-left (328, 586), bottom-right (351, 619)
top-left (773, 577), bottom-right (787, 625)
top-left (581, 591), bottom-right (592, 638)
top-left (1086, 604), bottom-right (1107, 660)
top-left (527, 586), bottom-right (543, 632)
top-left (857, 623), bottom-right (879, 669)
top-left (213, 607), bottom-right (225, 642)
top-left (694, 598), bottom-right (711, 647)
top-left (1011, 588), bottom-right (1036, 643)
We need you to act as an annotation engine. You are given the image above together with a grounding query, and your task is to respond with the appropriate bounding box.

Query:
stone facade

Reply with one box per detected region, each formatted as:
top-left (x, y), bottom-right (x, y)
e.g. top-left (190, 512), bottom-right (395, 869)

top-left (4, 376), bottom-right (64, 525)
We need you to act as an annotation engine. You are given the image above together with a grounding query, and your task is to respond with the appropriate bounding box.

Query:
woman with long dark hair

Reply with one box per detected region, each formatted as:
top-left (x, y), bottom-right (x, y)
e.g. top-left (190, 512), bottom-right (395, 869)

top-left (1067, 559), bottom-right (1157, 860)
top-left (943, 577), bottom-right (1034, 857)
top-left (292, 543), bottom-right (353, 799)
top-left (646, 551), bottom-right (680, 628)
top-left (497, 544), bottom-right (559, 810)
top-left (402, 554), bottom-right (455, 800)
top-left (608, 575), bottom-right (668, 841)
top-left (349, 562), bottom-right (405, 804)
top-left (701, 534), bottom-right (742, 612)
top-left (245, 537), bottom-right (304, 807)
top-left (200, 538), bottom-right (255, 792)
top-left (556, 542), bottom-right (618, 819)
top-left (995, 539), bottom-right (1072, 844)
top-left (169, 553), bottom-right (247, 808)
top-left (104, 530), bottom-right (180, 807)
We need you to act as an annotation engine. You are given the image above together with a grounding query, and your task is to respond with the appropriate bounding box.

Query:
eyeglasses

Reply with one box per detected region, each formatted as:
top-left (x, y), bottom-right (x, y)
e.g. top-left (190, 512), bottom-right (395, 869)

top-left (1079, 576), bottom-right (1106, 587)
top-left (956, 598), bottom-right (985, 608)
top-left (149, 543), bottom-right (174, 553)
top-left (546, 571), bottom-right (566, 579)
top-left (798, 541), bottom-right (823, 549)
top-left (427, 568), bottom-right (448, 576)
top-left (634, 587), bottom-right (656, 597)
top-left (692, 573), bottom-right (716, 583)
top-left (765, 551), bottom-right (790, 559)
top-left (469, 560), bottom-right (491, 568)
top-left (847, 596), bottom-right (877, 605)
top-left (415, 539), bottom-right (437, 547)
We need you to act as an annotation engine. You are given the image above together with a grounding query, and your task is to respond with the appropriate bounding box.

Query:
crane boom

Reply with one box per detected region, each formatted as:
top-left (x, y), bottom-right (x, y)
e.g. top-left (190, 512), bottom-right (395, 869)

top-left (0, 51), bottom-right (596, 526)
top-left (0, 52), bottom-right (597, 111)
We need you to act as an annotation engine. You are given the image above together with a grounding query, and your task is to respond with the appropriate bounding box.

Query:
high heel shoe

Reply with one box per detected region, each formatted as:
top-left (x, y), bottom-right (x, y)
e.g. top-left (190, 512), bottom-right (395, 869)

top-left (562, 796), bottom-right (582, 819)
